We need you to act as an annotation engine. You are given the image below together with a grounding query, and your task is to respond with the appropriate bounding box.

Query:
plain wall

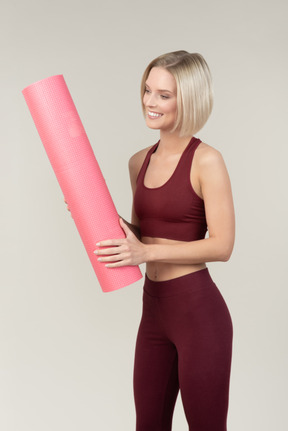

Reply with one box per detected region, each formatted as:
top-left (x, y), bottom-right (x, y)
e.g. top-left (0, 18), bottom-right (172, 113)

top-left (1, 0), bottom-right (287, 429)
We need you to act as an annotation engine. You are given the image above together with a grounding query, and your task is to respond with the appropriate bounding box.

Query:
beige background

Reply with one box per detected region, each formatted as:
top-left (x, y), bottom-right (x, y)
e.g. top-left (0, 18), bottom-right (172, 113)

top-left (1, 0), bottom-right (287, 429)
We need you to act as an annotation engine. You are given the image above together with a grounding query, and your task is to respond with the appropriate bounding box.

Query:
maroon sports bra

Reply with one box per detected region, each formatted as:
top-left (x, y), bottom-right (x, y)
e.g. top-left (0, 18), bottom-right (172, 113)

top-left (133, 136), bottom-right (207, 242)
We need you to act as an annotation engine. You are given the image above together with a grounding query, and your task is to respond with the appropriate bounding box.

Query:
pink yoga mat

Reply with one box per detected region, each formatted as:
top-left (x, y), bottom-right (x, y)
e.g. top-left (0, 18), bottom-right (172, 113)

top-left (22, 75), bottom-right (142, 292)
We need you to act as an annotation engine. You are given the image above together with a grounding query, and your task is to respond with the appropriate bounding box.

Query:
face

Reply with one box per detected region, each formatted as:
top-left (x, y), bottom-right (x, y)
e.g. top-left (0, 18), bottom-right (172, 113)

top-left (143, 67), bottom-right (177, 133)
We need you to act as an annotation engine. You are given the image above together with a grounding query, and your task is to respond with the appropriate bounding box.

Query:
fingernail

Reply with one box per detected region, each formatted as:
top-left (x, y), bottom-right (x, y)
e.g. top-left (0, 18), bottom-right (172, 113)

top-left (96, 242), bottom-right (100, 246)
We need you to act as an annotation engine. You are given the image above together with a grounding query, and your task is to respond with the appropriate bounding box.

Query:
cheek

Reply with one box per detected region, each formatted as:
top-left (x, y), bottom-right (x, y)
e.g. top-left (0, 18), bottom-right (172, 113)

top-left (167, 100), bottom-right (177, 116)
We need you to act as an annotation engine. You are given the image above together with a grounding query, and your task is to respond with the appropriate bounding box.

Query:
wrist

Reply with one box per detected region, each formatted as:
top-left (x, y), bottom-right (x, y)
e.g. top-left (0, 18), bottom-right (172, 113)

top-left (143, 243), bottom-right (157, 263)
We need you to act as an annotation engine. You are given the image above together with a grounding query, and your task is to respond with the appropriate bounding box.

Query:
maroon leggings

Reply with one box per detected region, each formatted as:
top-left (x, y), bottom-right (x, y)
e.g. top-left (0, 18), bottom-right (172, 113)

top-left (133, 268), bottom-right (233, 431)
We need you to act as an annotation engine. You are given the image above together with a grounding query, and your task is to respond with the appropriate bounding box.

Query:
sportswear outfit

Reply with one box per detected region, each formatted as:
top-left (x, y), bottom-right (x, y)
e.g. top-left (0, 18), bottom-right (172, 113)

top-left (133, 137), bottom-right (233, 431)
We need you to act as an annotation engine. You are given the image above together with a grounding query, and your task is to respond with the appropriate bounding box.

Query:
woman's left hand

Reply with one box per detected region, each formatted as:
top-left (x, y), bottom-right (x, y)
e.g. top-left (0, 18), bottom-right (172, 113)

top-left (94, 218), bottom-right (147, 267)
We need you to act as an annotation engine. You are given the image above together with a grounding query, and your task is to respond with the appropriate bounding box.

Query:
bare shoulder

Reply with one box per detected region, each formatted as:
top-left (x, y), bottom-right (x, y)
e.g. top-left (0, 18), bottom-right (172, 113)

top-left (194, 142), bottom-right (231, 192)
top-left (195, 142), bottom-right (225, 169)
top-left (128, 145), bottom-right (154, 179)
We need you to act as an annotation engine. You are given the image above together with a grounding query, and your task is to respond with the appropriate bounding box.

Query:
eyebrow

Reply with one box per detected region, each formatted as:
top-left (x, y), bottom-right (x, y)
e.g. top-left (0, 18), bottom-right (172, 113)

top-left (145, 83), bottom-right (174, 94)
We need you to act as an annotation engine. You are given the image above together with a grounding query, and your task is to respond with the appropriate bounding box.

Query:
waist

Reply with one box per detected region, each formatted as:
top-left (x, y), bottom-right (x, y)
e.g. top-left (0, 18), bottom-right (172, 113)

top-left (142, 236), bottom-right (206, 282)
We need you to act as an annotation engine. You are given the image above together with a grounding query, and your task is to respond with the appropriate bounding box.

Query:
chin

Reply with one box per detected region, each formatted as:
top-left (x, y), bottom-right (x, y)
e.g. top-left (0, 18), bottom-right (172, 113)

top-left (146, 121), bottom-right (160, 130)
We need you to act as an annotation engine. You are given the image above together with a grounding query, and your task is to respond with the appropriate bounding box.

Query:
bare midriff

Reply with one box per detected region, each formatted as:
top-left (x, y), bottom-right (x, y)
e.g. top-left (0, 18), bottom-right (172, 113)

top-left (142, 236), bottom-right (206, 282)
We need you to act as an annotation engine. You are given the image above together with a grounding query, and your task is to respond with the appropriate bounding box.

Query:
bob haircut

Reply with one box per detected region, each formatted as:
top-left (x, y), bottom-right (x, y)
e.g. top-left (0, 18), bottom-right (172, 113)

top-left (141, 50), bottom-right (213, 137)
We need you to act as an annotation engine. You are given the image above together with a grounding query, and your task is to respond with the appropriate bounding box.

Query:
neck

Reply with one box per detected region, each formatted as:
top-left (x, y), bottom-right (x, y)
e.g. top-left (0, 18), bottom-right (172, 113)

top-left (158, 130), bottom-right (193, 154)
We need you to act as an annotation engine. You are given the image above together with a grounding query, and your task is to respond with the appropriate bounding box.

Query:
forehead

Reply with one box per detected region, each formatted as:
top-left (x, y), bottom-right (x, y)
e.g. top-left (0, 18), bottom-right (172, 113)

top-left (146, 67), bottom-right (176, 92)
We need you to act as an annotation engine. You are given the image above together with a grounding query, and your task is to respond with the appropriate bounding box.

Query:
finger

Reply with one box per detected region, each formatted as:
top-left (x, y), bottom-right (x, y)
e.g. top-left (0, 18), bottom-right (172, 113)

top-left (94, 246), bottom-right (124, 256)
top-left (97, 253), bottom-right (128, 263)
top-left (119, 218), bottom-right (131, 236)
top-left (96, 239), bottom-right (125, 247)
top-left (105, 259), bottom-right (130, 268)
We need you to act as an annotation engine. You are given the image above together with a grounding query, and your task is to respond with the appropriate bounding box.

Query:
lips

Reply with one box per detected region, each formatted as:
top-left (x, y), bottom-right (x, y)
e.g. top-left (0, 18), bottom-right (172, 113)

top-left (147, 111), bottom-right (163, 119)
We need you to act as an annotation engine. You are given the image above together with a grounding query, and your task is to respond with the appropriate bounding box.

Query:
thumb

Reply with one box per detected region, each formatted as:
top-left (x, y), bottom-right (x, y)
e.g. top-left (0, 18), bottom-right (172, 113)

top-left (119, 218), bottom-right (131, 236)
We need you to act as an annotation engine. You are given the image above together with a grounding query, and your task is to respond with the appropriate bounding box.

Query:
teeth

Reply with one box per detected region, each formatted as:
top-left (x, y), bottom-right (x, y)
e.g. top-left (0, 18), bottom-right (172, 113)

top-left (148, 111), bottom-right (162, 118)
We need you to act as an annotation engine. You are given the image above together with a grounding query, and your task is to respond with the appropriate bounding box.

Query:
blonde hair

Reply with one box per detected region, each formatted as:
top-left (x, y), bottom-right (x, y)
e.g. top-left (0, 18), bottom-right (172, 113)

top-left (141, 50), bottom-right (213, 137)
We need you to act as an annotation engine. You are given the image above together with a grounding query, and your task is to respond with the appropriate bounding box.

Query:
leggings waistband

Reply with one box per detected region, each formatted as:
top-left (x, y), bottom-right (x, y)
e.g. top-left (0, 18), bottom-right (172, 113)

top-left (144, 268), bottom-right (215, 298)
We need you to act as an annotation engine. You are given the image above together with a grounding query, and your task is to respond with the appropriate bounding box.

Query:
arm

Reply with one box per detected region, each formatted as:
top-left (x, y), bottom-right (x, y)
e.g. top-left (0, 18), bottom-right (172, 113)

top-left (117, 151), bottom-right (143, 240)
top-left (94, 146), bottom-right (235, 267)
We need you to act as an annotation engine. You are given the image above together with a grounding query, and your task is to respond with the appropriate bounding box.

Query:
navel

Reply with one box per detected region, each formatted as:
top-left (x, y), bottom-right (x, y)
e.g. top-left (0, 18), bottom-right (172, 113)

top-left (154, 267), bottom-right (158, 281)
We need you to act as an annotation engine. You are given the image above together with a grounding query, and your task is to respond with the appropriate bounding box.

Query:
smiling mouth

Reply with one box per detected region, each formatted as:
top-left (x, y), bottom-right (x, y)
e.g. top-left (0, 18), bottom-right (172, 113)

top-left (147, 111), bottom-right (163, 118)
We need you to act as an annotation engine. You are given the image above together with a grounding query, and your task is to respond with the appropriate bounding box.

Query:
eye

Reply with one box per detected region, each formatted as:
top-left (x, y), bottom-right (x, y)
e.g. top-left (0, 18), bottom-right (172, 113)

top-left (160, 95), bottom-right (169, 99)
top-left (144, 88), bottom-right (151, 94)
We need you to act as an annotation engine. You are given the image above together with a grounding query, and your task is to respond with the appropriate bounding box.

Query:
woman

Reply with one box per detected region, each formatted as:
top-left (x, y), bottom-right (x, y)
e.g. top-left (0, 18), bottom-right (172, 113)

top-left (94, 51), bottom-right (235, 431)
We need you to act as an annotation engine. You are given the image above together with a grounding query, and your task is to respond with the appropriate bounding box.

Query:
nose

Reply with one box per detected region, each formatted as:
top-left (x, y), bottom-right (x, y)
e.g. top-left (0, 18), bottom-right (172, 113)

top-left (144, 92), bottom-right (156, 107)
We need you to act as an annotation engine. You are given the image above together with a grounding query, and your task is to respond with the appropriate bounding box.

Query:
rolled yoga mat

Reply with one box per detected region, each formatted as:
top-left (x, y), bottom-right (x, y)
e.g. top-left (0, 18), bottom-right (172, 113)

top-left (22, 75), bottom-right (142, 292)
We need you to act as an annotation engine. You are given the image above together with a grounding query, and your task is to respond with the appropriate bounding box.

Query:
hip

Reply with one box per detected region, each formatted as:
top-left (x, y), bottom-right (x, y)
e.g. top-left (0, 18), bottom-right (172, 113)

top-left (142, 268), bottom-right (233, 338)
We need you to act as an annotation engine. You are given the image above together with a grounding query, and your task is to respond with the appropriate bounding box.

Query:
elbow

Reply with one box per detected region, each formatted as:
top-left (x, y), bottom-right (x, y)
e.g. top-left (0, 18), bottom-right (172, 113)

top-left (217, 241), bottom-right (234, 262)
top-left (221, 252), bottom-right (232, 262)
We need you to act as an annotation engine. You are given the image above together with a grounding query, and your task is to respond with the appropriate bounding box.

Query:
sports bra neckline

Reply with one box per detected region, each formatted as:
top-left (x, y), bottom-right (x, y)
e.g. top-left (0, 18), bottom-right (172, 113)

top-left (142, 136), bottom-right (198, 191)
